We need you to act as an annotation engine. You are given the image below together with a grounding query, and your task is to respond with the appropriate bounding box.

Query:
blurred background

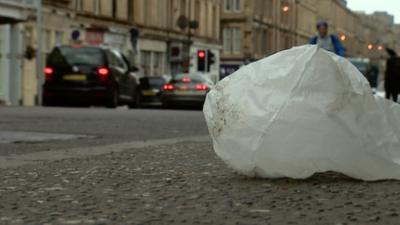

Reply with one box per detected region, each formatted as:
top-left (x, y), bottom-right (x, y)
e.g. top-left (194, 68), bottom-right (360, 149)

top-left (0, 0), bottom-right (397, 107)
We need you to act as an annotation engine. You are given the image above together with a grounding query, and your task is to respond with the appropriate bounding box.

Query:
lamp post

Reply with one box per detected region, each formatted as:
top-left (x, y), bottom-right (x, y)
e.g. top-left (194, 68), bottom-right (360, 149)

top-left (36, 0), bottom-right (43, 105)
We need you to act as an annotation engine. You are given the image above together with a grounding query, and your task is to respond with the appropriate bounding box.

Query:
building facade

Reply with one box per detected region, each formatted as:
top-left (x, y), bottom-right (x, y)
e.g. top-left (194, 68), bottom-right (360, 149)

top-left (0, 0), bottom-right (35, 105)
top-left (4, 0), bottom-right (399, 106)
top-left (220, 0), bottom-right (318, 77)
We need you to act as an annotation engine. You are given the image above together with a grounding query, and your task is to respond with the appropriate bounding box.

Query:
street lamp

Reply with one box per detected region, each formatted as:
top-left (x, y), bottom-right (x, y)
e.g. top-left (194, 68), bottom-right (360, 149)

top-left (367, 44), bottom-right (373, 50)
top-left (282, 5), bottom-right (289, 12)
top-left (377, 45), bottom-right (384, 51)
top-left (36, 0), bottom-right (43, 105)
top-left (340, 35), bottom-right (347, 41)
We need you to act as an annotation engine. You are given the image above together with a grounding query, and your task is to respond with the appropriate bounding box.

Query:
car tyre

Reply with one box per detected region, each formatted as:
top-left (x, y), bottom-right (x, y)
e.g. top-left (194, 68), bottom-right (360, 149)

top-left (106, 87), bottom-right (119, 108)
top-left (128, 92), bottom-right (141, 109)
top-left (162, 102), bottom-right (172, 109)
top-left (42, 97), bottom-right (55, 107)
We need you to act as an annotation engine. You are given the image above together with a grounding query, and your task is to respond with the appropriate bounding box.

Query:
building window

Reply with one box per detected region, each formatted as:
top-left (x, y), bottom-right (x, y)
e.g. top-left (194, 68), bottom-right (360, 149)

top-left (43, 29), bottom-right (52, 53)
top-left (265, 0), bottom-right (273, 19)
top-left (233, 28), bottom-right (241, 53)
top-left (94, 0), bottom-right (100, 15)
top-left (153, 52), bottom-right (165, 76)
top-left (193, 0), bottom-right (200, 34)
top-left (180, 0), bottom-right (187, 16)
top-left (212, 5), bottom-right (217, 38)
top-left (141, 51), bottom-right (151, 76)
top-left (55, 31), bottom-right (64, 45)
top-left (141, 51), bottom-right (165, 77)
top-left (224, 0), bottom-right (240, 12)
top-left (143, 0), bottom-right (150, 24)
top-left (223, 28), bottom-right (241, 54)
top-left (266, 30), bottom-right (273, 55)
top-left (223, 28), bottom-right (232, 53)
top-left (72, 0), bottom-right (82, 11)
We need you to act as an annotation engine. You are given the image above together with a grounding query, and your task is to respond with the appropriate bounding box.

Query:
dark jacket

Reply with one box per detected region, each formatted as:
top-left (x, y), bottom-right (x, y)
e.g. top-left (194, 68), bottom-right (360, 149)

top-left (309, 35), bottom-right (346, 57)
top-left (385, 56), bottom-right (400, 94)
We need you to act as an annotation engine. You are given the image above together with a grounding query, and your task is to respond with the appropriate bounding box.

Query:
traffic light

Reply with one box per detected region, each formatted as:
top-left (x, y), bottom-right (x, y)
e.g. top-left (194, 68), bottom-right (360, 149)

top-left (197, 50), bottom-right (206, 72)
top-left (207, 50), bottom-right (215, 72)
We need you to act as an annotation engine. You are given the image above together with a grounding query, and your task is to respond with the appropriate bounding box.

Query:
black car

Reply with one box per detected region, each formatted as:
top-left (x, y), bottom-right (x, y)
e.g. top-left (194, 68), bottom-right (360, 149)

top-left (42, 45), bottom-right (139, 108)
top-left (161, 73), bottom-right (213, 107)
top-left (136, 76), bottom-right (167, 107)
top-left (348, 58), bottom-right (379, 89)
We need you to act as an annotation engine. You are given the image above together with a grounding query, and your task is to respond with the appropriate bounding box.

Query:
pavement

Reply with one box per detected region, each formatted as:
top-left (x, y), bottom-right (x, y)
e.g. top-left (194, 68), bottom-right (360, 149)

top-left (1, 106), bottom-right (400, 225)
top-left (0, 106), bottom-right (207, 156)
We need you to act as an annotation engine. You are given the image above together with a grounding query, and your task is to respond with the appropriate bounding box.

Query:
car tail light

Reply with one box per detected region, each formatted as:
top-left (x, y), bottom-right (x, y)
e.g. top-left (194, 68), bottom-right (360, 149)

top-left (97, 67), bottom-right (110, 82)
top-left (163, 83), bottom-right (174, 91)
top-left (44, 67), bottom-right (54, 81)
top-left (195, 84), bottom-right (208, 91)
top-left (182, 77), bottom-right (191, 83)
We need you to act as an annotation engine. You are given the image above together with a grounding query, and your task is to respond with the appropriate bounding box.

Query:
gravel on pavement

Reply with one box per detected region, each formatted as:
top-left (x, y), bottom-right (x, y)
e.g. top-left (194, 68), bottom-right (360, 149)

top-left (1, 140), bottom-right (400, 225)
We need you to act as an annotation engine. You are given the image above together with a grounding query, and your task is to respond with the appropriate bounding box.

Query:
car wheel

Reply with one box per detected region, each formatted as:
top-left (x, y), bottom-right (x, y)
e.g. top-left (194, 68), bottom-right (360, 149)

top-left (42, 96), bottom-right (61, 107)
top-left (162, 102), bottom-right (172, 109)
top-left (106, 87), bottom-right (119, 108)
top-left (42, 96), bottom-right (55, 107)
top-left (128, 92), bottom-right (141, 109)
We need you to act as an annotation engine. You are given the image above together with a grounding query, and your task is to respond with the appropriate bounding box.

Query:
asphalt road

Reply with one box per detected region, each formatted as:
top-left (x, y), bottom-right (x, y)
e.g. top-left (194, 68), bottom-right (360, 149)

top-left (2, 106), bottom-right (400, 225)
top-left (0, 106), bottom-right (208, 156)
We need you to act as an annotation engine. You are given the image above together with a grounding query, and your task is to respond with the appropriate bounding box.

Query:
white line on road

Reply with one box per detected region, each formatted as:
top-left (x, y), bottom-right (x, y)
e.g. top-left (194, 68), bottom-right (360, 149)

top-left (0, 135), bottom-right (211, 168)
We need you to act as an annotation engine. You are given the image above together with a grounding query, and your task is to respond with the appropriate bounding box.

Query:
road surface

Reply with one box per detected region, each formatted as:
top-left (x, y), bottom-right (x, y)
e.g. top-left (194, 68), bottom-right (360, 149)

top-left (0, 106), bottom-right (399, 225)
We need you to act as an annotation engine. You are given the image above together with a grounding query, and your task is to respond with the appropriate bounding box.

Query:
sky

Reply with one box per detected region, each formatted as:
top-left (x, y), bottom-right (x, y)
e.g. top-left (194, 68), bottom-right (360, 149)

top-left (347, 0), bottom-right (400, 23)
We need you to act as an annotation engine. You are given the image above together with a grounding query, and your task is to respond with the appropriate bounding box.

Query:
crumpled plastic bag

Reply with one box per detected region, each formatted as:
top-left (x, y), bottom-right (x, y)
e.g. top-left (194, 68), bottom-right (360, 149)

top-left (203, 45), bottom-right (400, 181)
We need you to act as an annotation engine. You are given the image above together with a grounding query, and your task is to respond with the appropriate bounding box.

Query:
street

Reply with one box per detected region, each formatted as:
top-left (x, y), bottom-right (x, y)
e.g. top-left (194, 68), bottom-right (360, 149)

top-left (0, 106), bottom-right (399, 225)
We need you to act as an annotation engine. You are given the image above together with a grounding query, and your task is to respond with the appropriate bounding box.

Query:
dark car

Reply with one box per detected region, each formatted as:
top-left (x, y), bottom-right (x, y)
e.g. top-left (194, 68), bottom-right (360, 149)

top-left (161, 73), bottom-right (213, 107)
top-left (136, 76), bottom-right (167, 107)
top-left (42, 45), bottom-right (139, 108)
top-left (348, 58), bottom-right (378, 89)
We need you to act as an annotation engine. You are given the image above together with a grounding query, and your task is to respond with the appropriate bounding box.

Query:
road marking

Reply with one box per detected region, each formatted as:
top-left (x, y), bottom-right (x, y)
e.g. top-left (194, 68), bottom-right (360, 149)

top-left (0, 131), bottom-right (95, 144)
top-left (0, 135), bottom-right (211, 168)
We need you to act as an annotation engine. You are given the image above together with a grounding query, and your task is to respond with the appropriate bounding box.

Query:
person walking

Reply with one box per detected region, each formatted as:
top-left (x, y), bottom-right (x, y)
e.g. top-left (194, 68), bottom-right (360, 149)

top-left (385, 48), bottom-right (400, 102)
top-left (309, 21), bottom-right (346, 56)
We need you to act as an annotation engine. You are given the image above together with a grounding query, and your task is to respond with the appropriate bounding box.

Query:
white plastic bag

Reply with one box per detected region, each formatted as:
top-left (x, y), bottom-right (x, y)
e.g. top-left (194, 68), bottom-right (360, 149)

top-left (204, 45), bottom-right (400, 181)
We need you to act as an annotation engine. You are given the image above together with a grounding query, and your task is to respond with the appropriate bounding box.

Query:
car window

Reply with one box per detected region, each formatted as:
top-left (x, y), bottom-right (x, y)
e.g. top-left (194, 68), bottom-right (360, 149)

top-left (173, 73), bottom-right (208, 84)
top-left (47, 47), bottom-right (104, 66)
top-left (140, 77), bottom-right (165, 89)
top-left (107, 51), bottom-right (119, 67)
top-left (111, 50), bottom-right (128, 71)
top-left (148, 78), bottom-right (166, 88)
top-left (350, 61), bottom-right (368, 73)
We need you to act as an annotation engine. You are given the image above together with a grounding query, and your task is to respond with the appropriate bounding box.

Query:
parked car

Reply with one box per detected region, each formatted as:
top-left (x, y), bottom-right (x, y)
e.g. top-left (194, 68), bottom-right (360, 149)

top-left (136, 76), bottom-right (166, 107)
top-left (348, 58), bottom-right (378, 88)
top-left (42, 45), bottom-right (139, 108)
top-left (161, 73), bottom-right (213, 107)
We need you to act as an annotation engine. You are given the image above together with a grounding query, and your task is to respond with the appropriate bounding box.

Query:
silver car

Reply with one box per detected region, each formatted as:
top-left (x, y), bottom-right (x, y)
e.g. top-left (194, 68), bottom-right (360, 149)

top-left (161, 73), bottom-right (213, 107)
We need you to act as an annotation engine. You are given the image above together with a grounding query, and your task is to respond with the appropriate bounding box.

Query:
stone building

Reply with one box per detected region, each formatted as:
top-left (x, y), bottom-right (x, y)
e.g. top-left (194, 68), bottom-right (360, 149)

top-left (372, 11), bottom-right (395, 27)
top-left (304, 0), bottom-right (397, 58)
top-left (220, 0), bottom-right (318, 77)
top-left (131, 0), bottom-right (221, 81)
top-left (295, 0), bottom-right (318, 45)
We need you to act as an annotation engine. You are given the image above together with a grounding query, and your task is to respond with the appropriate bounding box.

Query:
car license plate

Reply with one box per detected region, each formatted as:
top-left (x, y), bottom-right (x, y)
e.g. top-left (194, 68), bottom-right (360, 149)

top-left (63, 74), bottom-right (86, 81)
top-left (142, 90), bottom-right (156, 96)
top-left (174, 90), bottom-right (197, 95)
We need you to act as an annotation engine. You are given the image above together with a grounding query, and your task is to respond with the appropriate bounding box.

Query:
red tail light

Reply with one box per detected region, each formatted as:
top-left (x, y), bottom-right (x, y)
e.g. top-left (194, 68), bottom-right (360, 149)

top-left (182, 77), bottom-right (191, 83)
top-left (97, 67), bottom-right (110, 82)
top-left (163, 83), bottom-right (174, 91)
top-left (195, 84), bottom-right (208, 91)
top-left (44, 67), bottom-right (54, 81)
